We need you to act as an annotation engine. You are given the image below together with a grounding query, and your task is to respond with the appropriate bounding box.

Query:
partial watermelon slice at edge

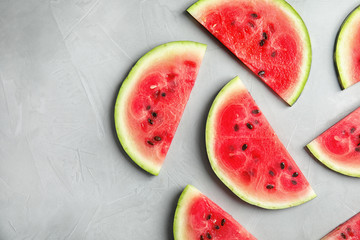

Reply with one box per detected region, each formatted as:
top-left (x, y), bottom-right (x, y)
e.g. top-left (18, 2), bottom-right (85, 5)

top-left (187, 0), bottom-right (312, 106)
top-left (114, 41), bottom-right (206, 175)
top-left (307, 107), bottom-right (360, 177)
top-left (173, 185), bottom-right (257, 240)
top-left (335, 5), bottom-right (360, 89)
top-left (321, 212), bottom-right (360, 240)
top-left (206, 76), bottom-right (316, 209)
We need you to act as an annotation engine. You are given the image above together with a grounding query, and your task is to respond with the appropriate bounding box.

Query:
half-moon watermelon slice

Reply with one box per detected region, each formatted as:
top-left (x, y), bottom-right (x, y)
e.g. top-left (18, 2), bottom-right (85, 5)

top-left (114, 41), bottom-right (206, 175)
top-left (187, 0), bottom-right (311, 105)
top-left (173, 185), bottom-right (256, 240)
top-left (335, 5), bottom-right (360, 89)
top-left (205, 76), bottom-right (316, 209)
top-left (307, 107), bottom-right (360, 177)
top-left (321, 212), bottom-right (360, 240)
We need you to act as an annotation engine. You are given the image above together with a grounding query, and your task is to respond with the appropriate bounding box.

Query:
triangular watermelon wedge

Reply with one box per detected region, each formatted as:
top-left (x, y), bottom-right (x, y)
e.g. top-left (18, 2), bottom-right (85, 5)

top-left (187, 0), bottom-right (312, 105)
top-left (307, 107), bottom-right (360, 177)
top-left (321, 212), bottom-right (360, 240)
top-left (173, 185), bottom-right (257, 240)
top-left (114, 41), bottom-right (206, 175)
top-left (206, 76), bottom-right (316, 209)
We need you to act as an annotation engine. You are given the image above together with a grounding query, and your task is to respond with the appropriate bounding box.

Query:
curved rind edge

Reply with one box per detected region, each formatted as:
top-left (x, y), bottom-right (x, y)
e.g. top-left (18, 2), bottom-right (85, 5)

top-left (114, 41), bottom-right (207, 176)
top-left (173, 185), bottom-right (199, 240)
top-left (205, 76), bottom-right (316, 209)
top-left (335, 5), bottom-right (360, 90)
top-left (187, 0), bottom-right (312, 106)
top-left (307, 140), bottom-right (360, 178)
top-left (276, 0), bottom-right (312, 106)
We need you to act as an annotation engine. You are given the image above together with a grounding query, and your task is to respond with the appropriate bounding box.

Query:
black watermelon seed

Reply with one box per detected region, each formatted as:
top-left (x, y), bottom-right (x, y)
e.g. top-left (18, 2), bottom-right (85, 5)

top-left (234, 124), bottom-right (239, 132)
top-left (258, 71), bottom-right (265, 76)
top-left (263, 32), bottom-right (267, 40)
top-left (148, 118), bottom-right (153, 125)
top-left (200, 235), bottom-right (204, 240)
top-left (221, 219), bottom-right (226, 226)
top-left (271, 51), bottom-right (277, 57)
top-left (146, 105), bottom-right (151, 110)
top-left (246, 123), bottom-right (254, 129)
top-left (242, 144), bottom-right (248, 151)
top-left (355, 147), bottom-right (360, 152)
top-left (161, 92), bottom-right (166, 97)
top-left (350, 127), bottom-right (356, 133)
top-left (206, 214), bottom-right (211, 220)
top-left (152, 112), bottom-right (157, 118)
top-left (154, 136), bottom-right (161, 141)
top-left (357, 143), bottom-right (360, 146)
top-left (251, 13), bottom-right (258, 18)
top-left (147, 141), bottom-right (154, 146)
top-left (341, 232), bottom-right (346, 239)
top-left (269, 170), bottom-right (275, 176)
top-left (215, 225), bottom-right (220, 230)
top-left (207, 233), bottom-right (212, 239)
top-left (266, 184), bottom-right (274, 189)
top-left (291, 180), bottom-right (297, 185)
top-left (292, 172), bottom-right (299, 177)
top-left (259, 39), bottom-right (265, 46)
top-left (252, 109), bottom-right (260, 114)
top-left (280, 162), bottom-right (285, 169)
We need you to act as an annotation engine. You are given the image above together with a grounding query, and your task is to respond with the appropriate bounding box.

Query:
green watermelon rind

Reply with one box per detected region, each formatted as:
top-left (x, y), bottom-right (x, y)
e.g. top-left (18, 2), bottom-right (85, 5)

top-left (173, 184), bottom-right (201, 240)
top-left (205, 76), bottom-right (316, 209)
top-left (307, 136), bottom-right (360, 178)
top-left (187, 0), bottom-right (312, 106)
top-left (334, 5), bottom-right (360, 89)
top-left (114, 41), bottom-right (207, 176)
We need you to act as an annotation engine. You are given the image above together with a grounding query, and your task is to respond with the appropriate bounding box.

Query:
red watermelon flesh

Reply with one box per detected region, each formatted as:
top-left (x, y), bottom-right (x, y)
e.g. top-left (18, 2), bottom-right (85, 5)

top-left (114, 41), bottom-right (206, 175)
top-left (307, 107), bottom-right (360, 177)
top-left (335, 5), bottom-right (360, 89)
top-left (321, 212), bottom-right (360, 240)
top-left (173, 185), bottom-right (256, 240)
top-left (206, 76), bottom-right (316, 209)
top-left (188, 0), bottom-right (311, 105)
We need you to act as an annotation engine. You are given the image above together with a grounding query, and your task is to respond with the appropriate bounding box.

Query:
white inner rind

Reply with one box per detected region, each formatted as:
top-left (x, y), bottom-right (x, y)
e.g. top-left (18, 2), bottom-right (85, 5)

top-left (114, 41), bottom-right (207, 175)
top-left (173, 185), bottom-right (201, 240)
top-left (335, 6), bottom-right (360, 89)
top-left (188, 0), bottom-right (312, 106)
top-left (205, 76), bottom-right (316, 209)
top-left (307, 140), bottom-right (360, 178)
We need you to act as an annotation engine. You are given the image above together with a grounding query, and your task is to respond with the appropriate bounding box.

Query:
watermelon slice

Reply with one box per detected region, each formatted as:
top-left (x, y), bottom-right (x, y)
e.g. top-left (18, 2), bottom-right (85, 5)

top-left (187, 0), bottom-right (311, 105)
top-left (335, 5), bottom-right (360, 89)
top-left (205, 76), bottom-right (316, 209)
top-left (114, 41), bottom-right (206, 175)
top-left (321, 212), bottom-right (360, 240)
top-left (173, 185), bottom-right (256, 240)
top-left (307, 107), bottom-right (360, 177)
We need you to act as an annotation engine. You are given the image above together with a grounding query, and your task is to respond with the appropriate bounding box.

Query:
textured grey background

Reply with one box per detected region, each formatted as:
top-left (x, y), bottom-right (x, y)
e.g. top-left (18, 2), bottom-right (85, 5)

top-left (0, 0), bottom-right (359, 239)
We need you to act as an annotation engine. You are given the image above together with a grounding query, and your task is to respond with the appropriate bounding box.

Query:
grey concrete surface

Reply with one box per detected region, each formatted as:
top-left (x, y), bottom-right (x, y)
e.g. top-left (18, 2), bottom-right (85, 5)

top-left (0, 0), bottom-right (359, 239)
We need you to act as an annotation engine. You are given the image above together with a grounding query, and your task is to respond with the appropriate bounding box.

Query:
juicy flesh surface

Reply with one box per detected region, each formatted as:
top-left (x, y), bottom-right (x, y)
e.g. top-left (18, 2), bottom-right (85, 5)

top-left (313, 107), bottom-right (360, 168)
top-left (127, 55), bottom-right (200, 165)
top-left (197, 0), bottom-right (304, 100)
top-left (322, 213), bottom-right (360, 240)
top-left (186, 193), bottom-right (256, 239)
top-left (213, 88), bottom-right (311, 204)
top-left (348, 22), bottom-right (360, 87)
